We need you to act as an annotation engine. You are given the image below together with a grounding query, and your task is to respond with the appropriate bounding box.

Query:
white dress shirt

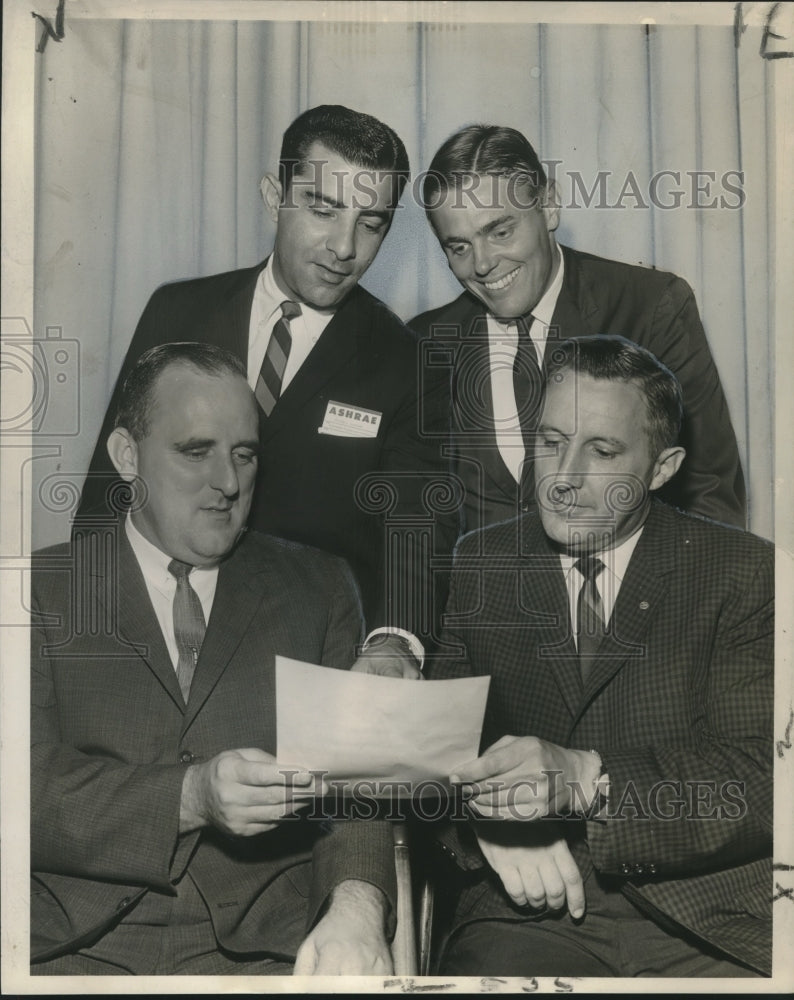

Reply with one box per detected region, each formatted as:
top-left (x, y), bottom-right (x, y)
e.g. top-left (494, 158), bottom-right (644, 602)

top-left (487, 239), bottom-right (564, 483)
top-left (247, 258), bottom-right (334, 391)
top-left (246, 258), bottom-right (425, 665)
top-left (558, 525), bottom-right (645, 648)
top-left (125, 516), bottom-right (219, 672)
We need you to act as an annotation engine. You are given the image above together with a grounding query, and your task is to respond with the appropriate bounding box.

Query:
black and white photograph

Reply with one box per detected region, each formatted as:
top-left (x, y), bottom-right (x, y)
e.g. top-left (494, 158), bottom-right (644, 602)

top-left (1, 0), bottom-right (792, 993)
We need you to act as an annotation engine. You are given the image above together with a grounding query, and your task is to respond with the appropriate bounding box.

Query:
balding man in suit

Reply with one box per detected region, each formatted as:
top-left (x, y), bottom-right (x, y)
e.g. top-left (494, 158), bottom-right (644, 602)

top-left (431, 337), bottom-right (771, 978)
top-left (31, 343), bottom-right (396, 975)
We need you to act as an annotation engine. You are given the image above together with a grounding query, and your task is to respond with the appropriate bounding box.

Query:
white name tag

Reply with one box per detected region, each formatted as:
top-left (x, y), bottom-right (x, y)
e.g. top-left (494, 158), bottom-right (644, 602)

top-left (318, 400), bottom-right (382, 438)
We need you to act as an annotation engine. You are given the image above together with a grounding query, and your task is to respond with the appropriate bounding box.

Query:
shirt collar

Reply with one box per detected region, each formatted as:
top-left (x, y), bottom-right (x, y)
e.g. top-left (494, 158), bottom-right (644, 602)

top-left (489, 238), bottom-right (564, 332)
top-left (261, 256), bottom-right (334, 333)
top-left (559, 521), bottom-right (645, 584)
top-left (125, 514), bottom-right (174, 590)
top-left (530, 237), bottom-right (564, 327)
top-left (125, 515), bottom-right (216, 593)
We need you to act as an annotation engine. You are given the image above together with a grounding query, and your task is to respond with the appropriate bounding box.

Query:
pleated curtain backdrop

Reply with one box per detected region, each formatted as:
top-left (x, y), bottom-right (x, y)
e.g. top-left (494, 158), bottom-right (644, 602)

top-left (33, 17), bottom-right (774, 545)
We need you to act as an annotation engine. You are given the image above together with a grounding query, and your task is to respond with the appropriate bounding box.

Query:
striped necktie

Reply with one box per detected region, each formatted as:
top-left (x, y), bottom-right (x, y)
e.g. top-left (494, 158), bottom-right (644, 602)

top-left (575, 555), bottom-right (606, 686)
top-left (256, 300), bottom-right (301, 416)
top-left (168, 559), bottom-right (206, 703)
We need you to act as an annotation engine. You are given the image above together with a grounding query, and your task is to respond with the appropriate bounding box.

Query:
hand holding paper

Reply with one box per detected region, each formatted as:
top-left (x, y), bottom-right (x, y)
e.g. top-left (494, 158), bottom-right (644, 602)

top-left (276, 657), bottom-right (489, 792)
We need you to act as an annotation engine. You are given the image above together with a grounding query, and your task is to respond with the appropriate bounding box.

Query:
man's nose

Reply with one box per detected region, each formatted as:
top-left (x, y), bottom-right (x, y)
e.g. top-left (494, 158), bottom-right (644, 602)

top-left (472, 239), bottom-right (497, 277)
top-left (209, 454), bottom-right (240, 497)
top-left (326, 217), bottom-right (357, 261)
top-left (552, 449), bottom-right (585, 492)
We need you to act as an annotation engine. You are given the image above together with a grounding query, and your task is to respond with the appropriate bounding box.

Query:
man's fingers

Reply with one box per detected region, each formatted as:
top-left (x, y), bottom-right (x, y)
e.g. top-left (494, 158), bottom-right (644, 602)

top-left (452, 746), bottom-right (515, 784)
top-left (497, 864), bottom-right (528, 907)
top-left (534, 858), bottom-right (565, 910)
top-left (231, 757), bottom-right (315, 789)
top-left (552, 843), bottom-right (586, 918)
top-left (292, 940), bottom-right (316, 976)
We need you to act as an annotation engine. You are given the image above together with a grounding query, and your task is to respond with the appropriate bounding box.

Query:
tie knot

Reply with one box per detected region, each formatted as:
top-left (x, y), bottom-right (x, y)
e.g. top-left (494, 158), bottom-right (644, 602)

top-left (280, 300), bottom-right (302, 322)
top-left (575, 555), bottom-right (604, 582)
top-left (168, 558), bottom-right (193, 581)
top-left (515, 314), bottom-right (534, 339)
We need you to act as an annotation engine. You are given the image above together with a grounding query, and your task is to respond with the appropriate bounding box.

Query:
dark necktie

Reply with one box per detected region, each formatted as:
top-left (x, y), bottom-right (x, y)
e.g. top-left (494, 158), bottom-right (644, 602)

top-left (168, 559), bottom-right (206, 702)
top-left (256, 300), bottom-right (301, 416)
top-left (575, 555), bottom-right (606, 686)
top-left (512, 316), bottom-right (544, 444)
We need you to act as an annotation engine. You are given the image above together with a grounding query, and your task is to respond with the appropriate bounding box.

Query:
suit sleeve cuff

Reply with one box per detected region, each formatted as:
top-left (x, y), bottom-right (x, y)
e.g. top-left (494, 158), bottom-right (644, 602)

top-left (306, 821), bottom-right (398, 940)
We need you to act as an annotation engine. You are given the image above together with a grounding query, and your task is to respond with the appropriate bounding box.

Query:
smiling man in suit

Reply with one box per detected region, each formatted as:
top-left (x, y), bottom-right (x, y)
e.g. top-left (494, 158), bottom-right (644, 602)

top-left (411, 124), bottom-right (746, 533)
top-left (77, 105), bottom-right (454, 668)
top-left (31, 343), bottom-right (396, 975)
top-left (430, 337), bottom-right (772, 978)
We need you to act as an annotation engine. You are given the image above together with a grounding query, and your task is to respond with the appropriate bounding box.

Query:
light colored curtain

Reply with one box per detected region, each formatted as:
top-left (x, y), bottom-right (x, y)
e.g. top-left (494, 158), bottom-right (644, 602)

top-left (33, 17), bottom-right (775, 545)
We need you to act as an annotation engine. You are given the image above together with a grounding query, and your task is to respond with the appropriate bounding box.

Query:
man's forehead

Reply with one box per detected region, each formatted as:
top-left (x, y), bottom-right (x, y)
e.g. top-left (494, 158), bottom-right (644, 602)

top-left (542, 373), bottom-right (646, 434)
top-left (441, 172), bottom-right (541, 211)
top-left (147, 365), bottom-right (253, 425)
top-left (292, 141), bottom-right (395, 206)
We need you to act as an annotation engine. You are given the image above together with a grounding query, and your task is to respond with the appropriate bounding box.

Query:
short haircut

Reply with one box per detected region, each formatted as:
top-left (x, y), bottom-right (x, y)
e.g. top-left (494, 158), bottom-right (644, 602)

top-left (114, 342), bottom-right (248, 441)
top-left (545, 336), bottom-right (684, 456)
top-left (422, 124), bottom-right (548, 215)
top-left (279, 104), bottom-right (410, 208)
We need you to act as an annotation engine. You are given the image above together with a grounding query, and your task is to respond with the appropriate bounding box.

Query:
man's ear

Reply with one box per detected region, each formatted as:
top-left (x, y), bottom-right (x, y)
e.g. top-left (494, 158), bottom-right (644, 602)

top-left (107, 427), bottom-right (139, 480)
top-left (649, 445), bottom-right (686, 491)
top-left (543, 179), bottom-right (561, 233)
top-left (260, 172), bottom-right (283, 224)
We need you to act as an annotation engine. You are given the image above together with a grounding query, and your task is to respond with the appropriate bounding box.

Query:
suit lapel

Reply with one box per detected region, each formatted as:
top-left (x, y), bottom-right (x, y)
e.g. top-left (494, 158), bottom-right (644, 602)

top-left (92, 528), bottom-right (185, 709)
top-left (182, 537), bottom-right (269, 729)
top-left (545, 245), bottom-right (600, 351)
top-left (518, 517), bottom-right (583, 718)
top-left (214, 260), bottom-right (267, 363)
top-left (575, 504), bottom-right (677, 716)
top-left (452, 300), bottom-right (525, 504)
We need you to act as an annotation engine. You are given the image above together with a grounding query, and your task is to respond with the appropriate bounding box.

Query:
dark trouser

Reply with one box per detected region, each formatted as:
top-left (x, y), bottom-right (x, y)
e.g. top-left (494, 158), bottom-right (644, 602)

top-left (32, 872), bottom-right (296, 976)
top-left (440, 872), bottom-right (762, 978)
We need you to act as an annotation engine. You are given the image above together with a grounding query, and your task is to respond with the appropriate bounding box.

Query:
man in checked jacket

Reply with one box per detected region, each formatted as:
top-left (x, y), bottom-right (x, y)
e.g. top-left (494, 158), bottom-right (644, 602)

top-left (429, 336), bottom-right (773, 977)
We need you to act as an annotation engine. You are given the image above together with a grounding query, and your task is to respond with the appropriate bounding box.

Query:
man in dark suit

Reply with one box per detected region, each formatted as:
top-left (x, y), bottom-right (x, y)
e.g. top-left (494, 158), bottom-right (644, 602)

top-left (411, 124), bottom-right (745, 533)
top-left (32, 343), bottom-right (396, 975)
top-left (76, 105), bottom-right (454, 665)
top-left (430, 337), bottom-right (772, 977)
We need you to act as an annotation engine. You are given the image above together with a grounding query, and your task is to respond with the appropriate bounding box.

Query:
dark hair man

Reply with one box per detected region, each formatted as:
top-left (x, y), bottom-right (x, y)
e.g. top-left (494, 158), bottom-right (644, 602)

top-left (412, 124), bottom-right (745, 533)
top-left (430, 336), bottom-right (772, 978)
top-left (77, 105), bottom-right (455, 674)
top-left (31, 343), bottom-right (397, 975)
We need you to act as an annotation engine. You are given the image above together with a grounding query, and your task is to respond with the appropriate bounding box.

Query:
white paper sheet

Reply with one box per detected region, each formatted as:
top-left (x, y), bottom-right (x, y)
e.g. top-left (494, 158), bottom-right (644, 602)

top-left (276, 656), bottom-right (490, 793)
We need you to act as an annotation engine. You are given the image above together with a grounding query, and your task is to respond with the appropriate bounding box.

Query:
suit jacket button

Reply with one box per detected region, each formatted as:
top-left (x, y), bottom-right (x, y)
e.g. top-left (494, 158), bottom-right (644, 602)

top-left (117, 896), bottom-right (131, 911)
top-left (648, 863), bottom-right (657, 875)
top-left (521, 503), bottom-right (530, 512)
top-left (634, 864), bottom-right (645, 875)
top-left (179, 750), bottom-right (194, 764)
top-left (620, 862), bottom-right (632, 875)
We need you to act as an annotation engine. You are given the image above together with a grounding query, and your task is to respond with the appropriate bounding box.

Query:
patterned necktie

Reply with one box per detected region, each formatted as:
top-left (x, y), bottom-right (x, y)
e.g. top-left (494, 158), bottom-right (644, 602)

top-left (575, 555), bottom-right (606, 686)
top-left (255, 300), bottom-right (302, 416)
top-left (168, 559), bottom-right (206, 702)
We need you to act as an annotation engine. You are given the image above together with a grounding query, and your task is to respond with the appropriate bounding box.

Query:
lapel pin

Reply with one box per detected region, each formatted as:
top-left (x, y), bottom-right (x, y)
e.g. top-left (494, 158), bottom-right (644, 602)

top-left (639, 601), bottom-right (650, 610)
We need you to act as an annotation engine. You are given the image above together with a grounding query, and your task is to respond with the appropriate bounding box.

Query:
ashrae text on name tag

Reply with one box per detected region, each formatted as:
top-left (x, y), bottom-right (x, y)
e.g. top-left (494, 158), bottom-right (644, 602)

top-left (318, 400), bottom-right (382, 438)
